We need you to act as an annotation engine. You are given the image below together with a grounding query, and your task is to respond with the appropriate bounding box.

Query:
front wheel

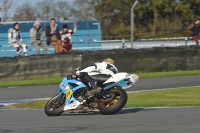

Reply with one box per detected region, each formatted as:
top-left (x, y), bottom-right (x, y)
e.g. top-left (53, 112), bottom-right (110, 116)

top-left (98, 86), bottom-right (128, 115)
top-left (44, 94), bottom-right (65, 116)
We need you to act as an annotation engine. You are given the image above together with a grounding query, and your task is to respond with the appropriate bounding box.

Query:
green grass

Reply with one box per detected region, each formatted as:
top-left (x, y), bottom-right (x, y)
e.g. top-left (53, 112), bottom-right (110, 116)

top-left (12, 100), bottom-right (47, 109)
top-left (11, 87), bottom-right (200, 109)
top-left (1, 70), bottom-right (200, 88)
top-left (136, 70), bottom-right (200, 79)
top-left (0, 77), bottom-right (63, 88)
top-left (125, 87), bottom-right (200, 107)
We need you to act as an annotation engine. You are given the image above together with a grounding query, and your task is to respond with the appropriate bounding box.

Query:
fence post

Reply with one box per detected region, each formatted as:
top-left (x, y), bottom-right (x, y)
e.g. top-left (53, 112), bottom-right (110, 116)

top-left (130, 0), bottom-right (139, 49)
top-left (122, 39), bottom-right (125, 50)
top-left (0, 6), bottom-right (2, 22)
top-left (185, 37), bottom-right (187, 46)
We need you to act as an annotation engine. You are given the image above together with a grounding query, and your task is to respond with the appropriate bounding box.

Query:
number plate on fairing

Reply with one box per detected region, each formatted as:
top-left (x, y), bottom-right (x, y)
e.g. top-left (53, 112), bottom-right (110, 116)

top-left (66, 90), bottom-right (72, 99)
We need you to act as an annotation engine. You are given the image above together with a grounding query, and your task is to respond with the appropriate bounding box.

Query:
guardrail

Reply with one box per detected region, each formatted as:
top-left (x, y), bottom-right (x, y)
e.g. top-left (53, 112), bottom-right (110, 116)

top-left (0, 37), bottom-right (196, 57)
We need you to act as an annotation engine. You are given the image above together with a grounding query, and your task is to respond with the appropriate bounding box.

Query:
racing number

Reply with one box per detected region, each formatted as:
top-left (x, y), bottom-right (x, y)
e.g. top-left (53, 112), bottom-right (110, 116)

top-left (66, 90), bottom-right (72, 99)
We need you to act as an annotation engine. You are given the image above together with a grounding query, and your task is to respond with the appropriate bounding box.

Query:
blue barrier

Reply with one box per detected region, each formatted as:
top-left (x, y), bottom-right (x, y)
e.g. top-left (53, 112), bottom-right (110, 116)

top-left (0, 20), bottom-right (102, 57)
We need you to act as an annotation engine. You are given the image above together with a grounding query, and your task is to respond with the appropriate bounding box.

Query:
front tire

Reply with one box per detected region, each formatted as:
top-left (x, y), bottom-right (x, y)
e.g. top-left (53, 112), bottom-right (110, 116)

top-left (98, 86), bottom-right (127, 115)
top-left (44, 94), bottom-right (65, 116)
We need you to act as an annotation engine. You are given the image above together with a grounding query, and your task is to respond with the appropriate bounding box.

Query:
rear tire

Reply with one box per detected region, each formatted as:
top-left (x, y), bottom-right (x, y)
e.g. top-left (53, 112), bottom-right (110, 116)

top-left (44, 95), bottom-right (65, 116)
top-left (98, 86), bottom-right (127, 115)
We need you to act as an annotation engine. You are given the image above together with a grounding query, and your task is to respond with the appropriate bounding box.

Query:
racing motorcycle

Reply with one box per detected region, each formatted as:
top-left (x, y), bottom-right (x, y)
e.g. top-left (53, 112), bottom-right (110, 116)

top-left (44, 72), bottom-right (139, 116)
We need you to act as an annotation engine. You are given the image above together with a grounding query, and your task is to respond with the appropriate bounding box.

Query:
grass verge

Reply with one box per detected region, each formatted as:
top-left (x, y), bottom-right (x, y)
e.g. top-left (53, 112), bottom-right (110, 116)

top-left (1, 70), bottom-right (200, 88)
top-left (10, 87), bottom-right (200, 109)
top-left (136, 70), bottom-right (200, 79)
top-left (125, 87), bottom-right (200, 107)
top-left (0, 77), bottom-right (63, 88)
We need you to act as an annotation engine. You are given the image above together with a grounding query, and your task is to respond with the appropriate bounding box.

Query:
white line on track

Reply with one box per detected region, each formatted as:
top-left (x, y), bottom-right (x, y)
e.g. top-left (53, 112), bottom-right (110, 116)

top-left (0, 98), bottom-right (51, 106)
top-left (1, 106), bottom-right (200, 111)
top-left (1, 86), bottom-right (200, 108)
top-left (126, 85), bottom-right (200, 93)
top-left (125, 106), bottom-right (200, 109)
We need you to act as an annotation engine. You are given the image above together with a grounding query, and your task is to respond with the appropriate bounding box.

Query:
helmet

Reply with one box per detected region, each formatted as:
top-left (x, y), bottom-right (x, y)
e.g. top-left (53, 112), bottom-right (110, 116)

top-left (103, 58), bottom-right (114, 65)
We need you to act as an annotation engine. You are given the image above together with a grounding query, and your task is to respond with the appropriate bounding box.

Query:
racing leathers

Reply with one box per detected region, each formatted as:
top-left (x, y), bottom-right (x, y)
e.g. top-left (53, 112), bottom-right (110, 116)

top-left (77, 62), bottom-right (118, 97)
top-left (8, 28), bottom-right (28, 56)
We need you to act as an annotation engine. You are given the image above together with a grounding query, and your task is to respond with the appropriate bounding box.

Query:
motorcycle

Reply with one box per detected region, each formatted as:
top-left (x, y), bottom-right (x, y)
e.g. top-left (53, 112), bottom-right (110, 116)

top-left (44, 72), bottom-right (139, 116)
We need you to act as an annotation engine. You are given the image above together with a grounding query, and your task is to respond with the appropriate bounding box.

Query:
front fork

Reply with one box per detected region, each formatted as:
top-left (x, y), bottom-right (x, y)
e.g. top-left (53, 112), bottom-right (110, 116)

top-left (55, 91), bottom-right (64, 99)
top-left (53, 91), bottom-right (66, 104)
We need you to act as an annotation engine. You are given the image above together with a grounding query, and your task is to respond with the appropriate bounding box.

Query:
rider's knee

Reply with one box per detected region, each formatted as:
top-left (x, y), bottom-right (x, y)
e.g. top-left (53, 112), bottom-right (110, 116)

top-left (16, 47), bottom-right (20, 52)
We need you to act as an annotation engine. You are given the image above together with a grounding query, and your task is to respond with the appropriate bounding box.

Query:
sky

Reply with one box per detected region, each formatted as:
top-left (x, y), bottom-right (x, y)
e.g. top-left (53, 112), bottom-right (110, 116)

top-left (15, 0), bottom-right (74, 5)
top-left (0, 0), bottom-right (74, 18)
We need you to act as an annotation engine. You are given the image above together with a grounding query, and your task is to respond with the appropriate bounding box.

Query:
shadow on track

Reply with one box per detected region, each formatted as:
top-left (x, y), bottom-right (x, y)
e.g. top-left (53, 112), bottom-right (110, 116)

top-left (117, 108), bottom-right (145, 114)
top-left (59, 107), bottom-right (157, 116)
top-left (117, 107), bottom-right (156, 114)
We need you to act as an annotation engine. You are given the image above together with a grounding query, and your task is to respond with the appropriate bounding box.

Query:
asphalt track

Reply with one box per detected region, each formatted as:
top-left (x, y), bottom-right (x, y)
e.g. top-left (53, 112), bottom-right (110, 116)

top-left (1, 75), bottom-right (200, 101)
top-left (0, 75), bottom-right (200, 133)
top-left (0, 107), bottom-right (200, 133)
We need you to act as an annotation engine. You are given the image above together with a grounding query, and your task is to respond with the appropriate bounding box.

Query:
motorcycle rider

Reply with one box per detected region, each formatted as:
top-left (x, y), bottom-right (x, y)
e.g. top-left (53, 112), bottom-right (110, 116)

top-left (74, 58), bottom-right (118, 98)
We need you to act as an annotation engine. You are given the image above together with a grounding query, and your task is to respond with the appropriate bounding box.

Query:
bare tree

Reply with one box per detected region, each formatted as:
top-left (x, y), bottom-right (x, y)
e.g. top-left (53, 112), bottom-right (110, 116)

top-left (0, 0), bottom-right (13, 22)
top-left (71, 0), bottom-right (97, 20)
top-left (35, 0), bottom-right (54, 21)
top-left (52, 1), bottom-right (72, 19)
top-left (12, 3), bottom-right (36, 21)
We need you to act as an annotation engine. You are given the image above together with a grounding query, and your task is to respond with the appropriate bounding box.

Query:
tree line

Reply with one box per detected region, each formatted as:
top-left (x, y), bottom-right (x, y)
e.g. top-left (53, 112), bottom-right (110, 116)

top-left (1, 0), bottom-right (200, 40)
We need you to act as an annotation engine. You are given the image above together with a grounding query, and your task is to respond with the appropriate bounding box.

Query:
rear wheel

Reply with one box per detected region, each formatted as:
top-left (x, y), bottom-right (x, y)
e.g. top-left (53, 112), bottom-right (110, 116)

top-left (98, 86), bottom-right (127, 115)
top-left (44, 94), bottom-right (65, 116)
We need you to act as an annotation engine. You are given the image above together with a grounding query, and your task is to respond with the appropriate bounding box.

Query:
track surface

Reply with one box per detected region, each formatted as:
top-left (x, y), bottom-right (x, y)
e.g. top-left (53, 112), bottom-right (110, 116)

top-left (0, 76), bottom-right (200, 133)
top-left (1, 75), bottom-right (200, 101)
top-left (0, 107), bottom-right (200, 133)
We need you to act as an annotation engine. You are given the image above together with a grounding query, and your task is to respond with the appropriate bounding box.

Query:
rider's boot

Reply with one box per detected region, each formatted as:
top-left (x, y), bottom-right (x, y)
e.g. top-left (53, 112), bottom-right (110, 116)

top-left (80, 86), bottom-right (102, 105)
top-left (84, 79), bottom-right (102, 99)
top-left (85, 86), bottom-right (102, 98)
top-left (24, 52), bottom-right (28, 56)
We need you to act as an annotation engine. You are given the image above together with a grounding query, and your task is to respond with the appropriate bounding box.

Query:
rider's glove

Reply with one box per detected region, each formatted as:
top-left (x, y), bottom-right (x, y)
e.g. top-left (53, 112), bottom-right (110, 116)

top-left (71, 69), bottom-right (80, 79)
top-left (75, 70), bottom-right (80, 76)
top-left (74, 67), bottom-right (80, 76)
top-left (71, 74), bottom-right (76, 79)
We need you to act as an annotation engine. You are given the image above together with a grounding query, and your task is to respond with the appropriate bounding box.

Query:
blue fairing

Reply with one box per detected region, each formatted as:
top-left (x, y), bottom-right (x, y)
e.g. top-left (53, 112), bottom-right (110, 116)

top-left (59, 77), bottom-right (86, 106)
top-left (59, 74), bottom-right (133, 107)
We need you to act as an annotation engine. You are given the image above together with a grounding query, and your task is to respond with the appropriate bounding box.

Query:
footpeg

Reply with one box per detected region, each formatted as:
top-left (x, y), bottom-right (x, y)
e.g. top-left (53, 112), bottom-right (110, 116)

top-left (85, 87), bottom-right (102, 97)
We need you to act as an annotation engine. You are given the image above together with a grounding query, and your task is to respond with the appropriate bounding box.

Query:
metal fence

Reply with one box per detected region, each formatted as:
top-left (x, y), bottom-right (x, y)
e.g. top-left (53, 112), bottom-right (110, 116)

top-left (0, 21), bottom-right (196, 57)
top-left (0, 36), bottom-right (196, 57)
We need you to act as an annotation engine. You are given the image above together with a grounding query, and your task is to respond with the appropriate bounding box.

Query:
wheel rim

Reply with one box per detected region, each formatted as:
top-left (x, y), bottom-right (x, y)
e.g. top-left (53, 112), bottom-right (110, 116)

top-left (46, 96), bottom-right (65, 112)
top-left (99, 89), bottom-right (121, 108)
